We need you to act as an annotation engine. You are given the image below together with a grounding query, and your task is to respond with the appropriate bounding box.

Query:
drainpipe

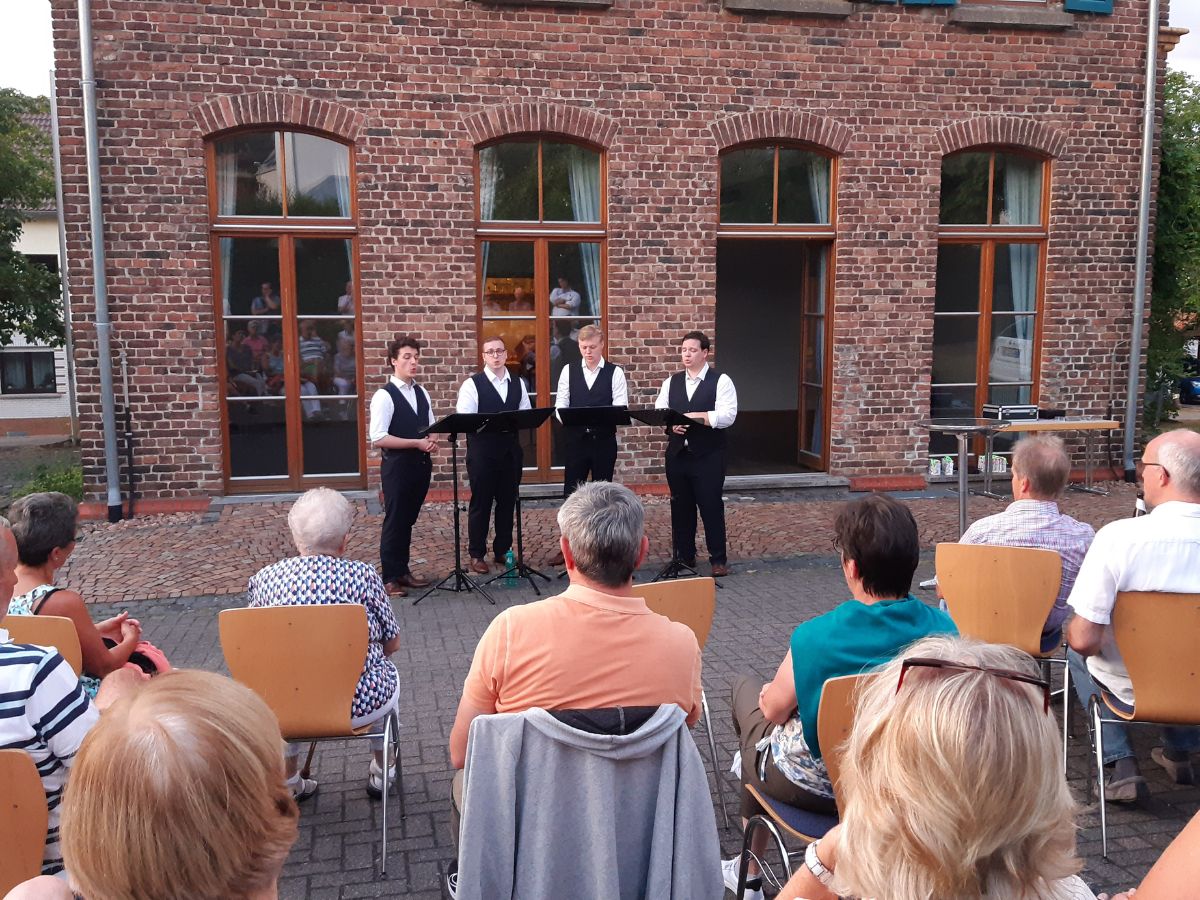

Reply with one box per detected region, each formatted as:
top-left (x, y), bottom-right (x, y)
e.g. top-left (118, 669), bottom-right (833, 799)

top-left (1122, 0), bottom-right (1161, 482)
top-left (77, 0), bottom-right (123, 520)
top-left (48, 71), bottom-right (79, 445)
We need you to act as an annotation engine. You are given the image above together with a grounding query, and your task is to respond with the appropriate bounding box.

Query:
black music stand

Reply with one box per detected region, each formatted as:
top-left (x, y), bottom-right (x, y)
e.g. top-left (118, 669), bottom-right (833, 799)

top-left (630, 407), bottom-right (716, 585)
top-left (413, 413), bottom-right (497, 606)
top-left (481, 407), bottom-right (556, 593)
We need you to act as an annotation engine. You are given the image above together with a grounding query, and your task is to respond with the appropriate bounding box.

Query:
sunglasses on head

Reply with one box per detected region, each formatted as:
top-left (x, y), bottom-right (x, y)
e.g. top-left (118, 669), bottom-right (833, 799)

top-left (897, 656), bottom-right (1051, 714)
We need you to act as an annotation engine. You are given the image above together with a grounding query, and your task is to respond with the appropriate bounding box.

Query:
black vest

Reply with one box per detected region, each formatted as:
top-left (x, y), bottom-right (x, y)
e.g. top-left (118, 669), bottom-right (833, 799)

top-left (666, 368), bottom-right (726, 459)
top-left (383, 381), bottom-right (430, 459)
top-left (566, 361), bottom-right (617, 439)
top-left (467, 370), bottom-right (521, 456)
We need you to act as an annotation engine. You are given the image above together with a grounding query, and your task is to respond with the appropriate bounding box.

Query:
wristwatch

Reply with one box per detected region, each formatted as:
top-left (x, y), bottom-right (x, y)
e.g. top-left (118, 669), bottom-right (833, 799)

top-left (805, 838), bottom-right (835, 886)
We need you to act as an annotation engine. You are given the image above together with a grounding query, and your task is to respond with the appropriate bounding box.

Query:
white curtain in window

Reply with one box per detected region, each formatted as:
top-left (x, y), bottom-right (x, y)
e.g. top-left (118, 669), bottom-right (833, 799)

top-left (31, 353), bottom-right (55, 391)
top-left (220, 237), bottom-right (232, 316)
top-left (1004, 159), bottom-right (1040, 352)
top-left (478, 149), bottom-right (499, 282)
top-left (808, 155), bottom-right (830, 225)
top-left (332, 144), bottom-right (352, 218)
top-left (567, 147), bottom-right (602, 316)
top-left (217, 142), bottom-right (238, 216)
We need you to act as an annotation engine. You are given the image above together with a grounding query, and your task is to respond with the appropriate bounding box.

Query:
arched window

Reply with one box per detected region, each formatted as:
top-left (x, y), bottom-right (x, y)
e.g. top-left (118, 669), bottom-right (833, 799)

top-left (207, 129), bottom-right (362, 492)
top-left (931, 149), bottom-right (1049, 465)
top-left (475, 137), bottom-right (605, 481)
top-left (715, 143), bottom-right (836, 473)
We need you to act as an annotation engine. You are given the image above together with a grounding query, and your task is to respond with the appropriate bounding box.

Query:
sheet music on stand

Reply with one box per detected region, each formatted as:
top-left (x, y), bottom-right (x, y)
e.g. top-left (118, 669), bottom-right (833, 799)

top-left (558, 405), bottom-right (634, 429)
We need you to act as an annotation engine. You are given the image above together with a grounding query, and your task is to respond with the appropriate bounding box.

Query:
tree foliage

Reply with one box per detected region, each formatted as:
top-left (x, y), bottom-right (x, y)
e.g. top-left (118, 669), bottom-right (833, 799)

top-left (1147, 70), bottom-right (1200, 423)
top-left (0, 88), bottom-right (62, 346)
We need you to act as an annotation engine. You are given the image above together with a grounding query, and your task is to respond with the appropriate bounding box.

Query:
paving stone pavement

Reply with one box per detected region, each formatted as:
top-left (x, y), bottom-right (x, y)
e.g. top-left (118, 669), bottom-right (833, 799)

top-left (86, 552), bottom-right (1193, 899)
top-left (61, 483), bottom-right (1142, 604)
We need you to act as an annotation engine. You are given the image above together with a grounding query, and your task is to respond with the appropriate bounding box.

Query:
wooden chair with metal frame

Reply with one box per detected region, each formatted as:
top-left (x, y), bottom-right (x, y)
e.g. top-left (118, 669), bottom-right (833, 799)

top-left (935, 542), bottom-right (1071, 769)
top-left (0, 749), bottom-right (49, 895)
top-left (633, 575), bottom-right (730, 828)
top-left (1, 614), bottom-right (83, 676)
top-left (1086, 590), bottom-right (1200, 859)
top-left (734, 673), bottom-right (864, 896)
top-left (218, 603), bottom-right (403, 876)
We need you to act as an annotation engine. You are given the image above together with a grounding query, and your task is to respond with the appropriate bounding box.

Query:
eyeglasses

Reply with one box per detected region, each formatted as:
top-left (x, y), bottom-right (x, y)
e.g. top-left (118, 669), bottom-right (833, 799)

top-left (1136, 458), bottom-right (1169, 479)
top-left (482, 348), bottom-right (507, 356)
top-left (897, 656), bottom-right (1051, 714)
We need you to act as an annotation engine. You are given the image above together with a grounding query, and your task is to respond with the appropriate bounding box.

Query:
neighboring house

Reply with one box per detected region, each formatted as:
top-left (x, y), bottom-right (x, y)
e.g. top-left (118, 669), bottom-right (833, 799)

top-left (48, 0), bottom-right (1181, 503)
top-left (4, 113), bottom-right (70, 439)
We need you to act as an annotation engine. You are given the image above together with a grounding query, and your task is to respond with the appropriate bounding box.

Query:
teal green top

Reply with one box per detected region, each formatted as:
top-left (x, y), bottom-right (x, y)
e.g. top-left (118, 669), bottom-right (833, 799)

top-left (789, 594), bottom-right (957, 760)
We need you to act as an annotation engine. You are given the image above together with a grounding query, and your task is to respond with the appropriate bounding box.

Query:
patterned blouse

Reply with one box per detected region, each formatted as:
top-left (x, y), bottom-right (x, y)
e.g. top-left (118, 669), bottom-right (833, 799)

top-left (8, 584), bottom-right (102, 700)
top-left (247, 555), bottom-right (401, 720)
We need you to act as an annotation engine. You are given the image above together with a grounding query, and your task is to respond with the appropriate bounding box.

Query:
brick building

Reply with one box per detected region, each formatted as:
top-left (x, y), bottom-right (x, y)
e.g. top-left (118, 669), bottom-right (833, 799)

top-left (49, 0), bottom-right (1169, 505)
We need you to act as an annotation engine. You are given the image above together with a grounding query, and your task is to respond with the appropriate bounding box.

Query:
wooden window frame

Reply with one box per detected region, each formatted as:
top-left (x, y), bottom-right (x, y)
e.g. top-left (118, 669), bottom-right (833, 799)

top-left (716, 141), bottom-right (838, 472)
top-left (206, 128), bottom-right (365, 494)
top-left (474, 135), bottom-right (608, 482)
top-left (934, 147), bottom-right (1051, 457)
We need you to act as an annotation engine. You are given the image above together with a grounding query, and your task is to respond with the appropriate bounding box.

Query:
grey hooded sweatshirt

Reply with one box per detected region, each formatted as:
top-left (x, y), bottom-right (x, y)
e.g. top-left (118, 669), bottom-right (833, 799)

top-left (456, 704), bottom-right (724, 900)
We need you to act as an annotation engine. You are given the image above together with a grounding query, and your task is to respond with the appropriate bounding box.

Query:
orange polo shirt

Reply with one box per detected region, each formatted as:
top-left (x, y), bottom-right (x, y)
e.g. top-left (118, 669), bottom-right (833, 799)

top-left (461, 583), bottom-right (703, 725)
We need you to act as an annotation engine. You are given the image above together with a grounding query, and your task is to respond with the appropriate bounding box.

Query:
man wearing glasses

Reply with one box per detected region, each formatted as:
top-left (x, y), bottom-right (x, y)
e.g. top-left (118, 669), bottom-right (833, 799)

top-left (1066, 429), bottom-right (1200, 803)
top-left (456, 336), bottom-right (531, 574)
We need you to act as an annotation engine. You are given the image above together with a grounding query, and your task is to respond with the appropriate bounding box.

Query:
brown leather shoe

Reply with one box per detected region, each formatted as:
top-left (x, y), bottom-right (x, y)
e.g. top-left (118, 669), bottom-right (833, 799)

top-left (469, 557), bottom-right (490, 575)
top-left (711, 563), bottom-right (731, 578)
top-left (394, 573), bottom-right (431, 589)
top-left (384, 580), bottom-right (409, 597)
top-left (548, 549), bottom-right (565, 567)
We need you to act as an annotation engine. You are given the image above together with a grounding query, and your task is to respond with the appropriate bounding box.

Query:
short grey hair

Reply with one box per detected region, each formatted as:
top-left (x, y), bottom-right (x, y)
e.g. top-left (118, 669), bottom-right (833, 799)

top-left (1157, 430), bottom-right (1200, 498)
top-left (556, 482), bottom-right (644, 588)
top-left (287, 488), bottom-right (354, 556)
top-left (1011, 436), bottom-right (1070, 499)
top-left (9, 492), bottom-right (78, 567)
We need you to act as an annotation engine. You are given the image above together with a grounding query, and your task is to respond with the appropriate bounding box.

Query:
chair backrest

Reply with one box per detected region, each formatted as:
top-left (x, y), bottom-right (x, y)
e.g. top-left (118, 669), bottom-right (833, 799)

top-left (218, 604), bottom-right (368, 738)
top-left (1, 615), bottom-right (83, 676)
top-left (935, 543), bottom-right (1061, 656)
top-left (633, 577), bottom-right (717, 650)
top-left (0, 750), bottom-right (49, 895)
top-left (1112, 591), bottom-right (1200, 724)
top-left (816, 674), bottom-right (865, 811)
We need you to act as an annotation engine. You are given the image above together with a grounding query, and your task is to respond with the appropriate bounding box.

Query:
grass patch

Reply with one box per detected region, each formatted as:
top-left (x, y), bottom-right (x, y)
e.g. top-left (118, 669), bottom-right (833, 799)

top-left (12, 463), bottom-right (84, 502)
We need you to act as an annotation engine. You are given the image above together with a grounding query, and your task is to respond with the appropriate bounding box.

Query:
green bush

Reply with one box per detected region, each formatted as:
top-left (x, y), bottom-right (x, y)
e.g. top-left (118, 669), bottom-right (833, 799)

top-left (12, 463), bottom-right (84, 502)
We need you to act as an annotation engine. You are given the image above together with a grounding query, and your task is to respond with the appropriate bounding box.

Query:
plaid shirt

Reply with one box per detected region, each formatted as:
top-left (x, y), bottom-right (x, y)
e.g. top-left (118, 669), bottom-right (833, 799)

top-left (961, 499), bottom-right (1095, 636)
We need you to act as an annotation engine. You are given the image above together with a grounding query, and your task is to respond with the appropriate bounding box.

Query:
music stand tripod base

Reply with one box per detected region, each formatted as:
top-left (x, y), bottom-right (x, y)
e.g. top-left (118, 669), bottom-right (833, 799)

top-left (650, 557), bottom-right (699, 583)
top-left (415, 567), bottom-right (496, 605)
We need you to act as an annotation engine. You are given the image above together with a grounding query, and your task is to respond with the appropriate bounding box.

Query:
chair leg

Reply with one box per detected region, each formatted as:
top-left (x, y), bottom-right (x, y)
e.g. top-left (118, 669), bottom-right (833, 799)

top-left (1061, 658), bottom-right (1071, 773)
top-left (1089, 694), bottom-right (1108, 859)
top-left (701, 691), bottom-right (731, 830)
top-left (740, 815), bottom-right (793, 891)
top-left (381, 713), bottom-right (392, 876)
top-left (393, 709), bottom-right (405, 820)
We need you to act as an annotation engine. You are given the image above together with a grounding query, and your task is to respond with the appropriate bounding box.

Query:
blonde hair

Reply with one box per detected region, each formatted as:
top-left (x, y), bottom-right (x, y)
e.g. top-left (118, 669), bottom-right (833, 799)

top-left (576, 324), bottom-right (603, 343)
top-left (61, 670), bottom-right (299, 900)
top-left (834, 635), bottom-right (1081, 900)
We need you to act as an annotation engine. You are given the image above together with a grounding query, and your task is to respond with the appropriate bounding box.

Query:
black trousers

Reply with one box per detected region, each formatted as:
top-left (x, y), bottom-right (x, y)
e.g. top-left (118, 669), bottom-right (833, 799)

top-left (466, 441), bottom-right (523, 561)
top-left (561, 431), bottom-right (618, 498)
top-left (665, 448), bottom-right (727, 565)
top-left (379, 451), bottom-right (432, 583)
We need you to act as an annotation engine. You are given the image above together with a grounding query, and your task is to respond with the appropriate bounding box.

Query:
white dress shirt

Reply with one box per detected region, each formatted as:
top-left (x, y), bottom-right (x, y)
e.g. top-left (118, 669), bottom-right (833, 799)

top-left (555, 358), bottom-right (629, 409)
top-left (368, 376), bottom-right (435, 445)
top-left (1068, 500), bottom-right (1200, 704)
top-left (654, 363), bottom-right (738, 429)
top-left (456, 369), bottom-right (532, 413)
top-left (550, 287), bottom-right (581, 317)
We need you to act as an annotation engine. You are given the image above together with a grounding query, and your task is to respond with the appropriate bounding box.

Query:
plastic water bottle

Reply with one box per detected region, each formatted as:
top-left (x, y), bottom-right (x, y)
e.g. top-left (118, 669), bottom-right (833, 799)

top-left (504, 549), bottom-right (517, 585)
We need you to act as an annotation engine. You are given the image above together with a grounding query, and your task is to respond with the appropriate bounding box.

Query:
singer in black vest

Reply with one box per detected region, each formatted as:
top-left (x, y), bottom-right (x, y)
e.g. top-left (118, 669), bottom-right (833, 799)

top-left (654, 331), bottom-right (739, 577)
top-left (455, 337), bottom-right (531, 574)
top-left (369, 337), bottom-right (438, 597)
top-left (555, 325), bottom-right (629, 498)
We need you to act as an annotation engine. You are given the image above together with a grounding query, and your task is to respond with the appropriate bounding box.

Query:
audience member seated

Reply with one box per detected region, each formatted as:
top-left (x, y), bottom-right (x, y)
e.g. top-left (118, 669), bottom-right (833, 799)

top-left (226, 330), bottom-right (267, 396)
top-left (243, 319), bottom-right (269, 359)
top-left (446, 482), bottom-right (702, 889)
top-left (954, 434), bottom-right (1094, 651)
top-left (776, 635), bottom-right (1095, 900)
top-left (5, 670), bottom-right (299, 900)
top-left (247, 488), bottom-right (401, 802)
top-left (0, 516), bottom-right (140, 880)
top-left (1066, 429), bottom-right (1200, 803)
top-left (264, 336), bottom-right (285, 394)
top-left (10, 492), bottom-right (167, 699)
top-left (725, 494), bottom-right (957, 900)
top-left (333, 336), bottom-right (357, 396)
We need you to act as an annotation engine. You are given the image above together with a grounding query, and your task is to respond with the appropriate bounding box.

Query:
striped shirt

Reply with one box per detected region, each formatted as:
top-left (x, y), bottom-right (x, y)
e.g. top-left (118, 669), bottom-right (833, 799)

top-left (961, 499), bottom-right (1095, 638)
top-left (0, 631), bottom-right (98, 874)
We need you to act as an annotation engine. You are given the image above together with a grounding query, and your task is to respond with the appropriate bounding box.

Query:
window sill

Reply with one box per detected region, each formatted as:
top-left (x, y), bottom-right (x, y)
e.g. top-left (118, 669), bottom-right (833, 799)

top-left (471, 0), bottom-right (614, 8)
top-left (950, 5), bottom-right (1074, 30)
top-left (0, 393), bottom-right (62, 399)
top-left (722, 0), bottom-right (852, 17)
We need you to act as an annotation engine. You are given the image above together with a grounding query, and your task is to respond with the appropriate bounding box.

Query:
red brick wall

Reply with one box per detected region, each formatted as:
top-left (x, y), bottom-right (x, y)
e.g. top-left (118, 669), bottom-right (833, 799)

top-left (48, 0), bottom-right (1167, 499)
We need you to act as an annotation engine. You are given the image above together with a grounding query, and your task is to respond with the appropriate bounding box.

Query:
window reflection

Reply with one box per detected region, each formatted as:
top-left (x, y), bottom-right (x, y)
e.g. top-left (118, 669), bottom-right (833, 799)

top-left (215, 133), bottom-right (282, 217)
top-left (215, 130), bottom-right (350, 219)
top-left (282, 132), bottom-right (351, 217)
